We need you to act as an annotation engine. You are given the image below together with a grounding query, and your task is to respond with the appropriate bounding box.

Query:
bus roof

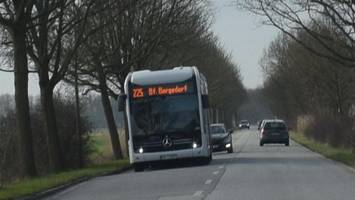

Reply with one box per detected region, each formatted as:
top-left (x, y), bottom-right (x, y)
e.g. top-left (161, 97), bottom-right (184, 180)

top-left (130, 67), bottom-right (196, 86)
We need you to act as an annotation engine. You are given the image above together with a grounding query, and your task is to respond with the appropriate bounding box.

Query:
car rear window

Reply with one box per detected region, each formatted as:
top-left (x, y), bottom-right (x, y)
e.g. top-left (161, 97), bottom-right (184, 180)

top-left (210, 126), bottom-right (225, 134)
top-left (264, 122), bottom-right (286, 130)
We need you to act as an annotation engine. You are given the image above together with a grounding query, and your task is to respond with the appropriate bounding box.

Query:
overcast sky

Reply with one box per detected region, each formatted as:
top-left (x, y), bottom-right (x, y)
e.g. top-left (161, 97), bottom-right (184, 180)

top-left (0, 0), bottom-right (278, 95)
top-left (211, 0), bottom-right (278, 89)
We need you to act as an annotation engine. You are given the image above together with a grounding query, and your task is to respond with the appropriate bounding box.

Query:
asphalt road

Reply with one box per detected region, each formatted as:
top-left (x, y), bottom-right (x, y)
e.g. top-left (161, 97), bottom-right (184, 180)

top-left (46, 128), bottom-right (355, 200)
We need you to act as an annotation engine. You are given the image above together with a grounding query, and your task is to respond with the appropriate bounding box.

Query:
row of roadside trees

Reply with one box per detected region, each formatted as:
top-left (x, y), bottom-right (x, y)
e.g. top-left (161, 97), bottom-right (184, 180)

top-left (238, 0), bottom-right (355, 151)
top-left (0, 0), bottom-right (246, 181)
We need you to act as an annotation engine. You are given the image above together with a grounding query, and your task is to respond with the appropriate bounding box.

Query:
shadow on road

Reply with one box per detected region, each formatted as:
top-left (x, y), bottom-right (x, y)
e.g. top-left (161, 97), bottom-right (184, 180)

top-left (145, 159), bottom-right (211, 171)
top-left (143, 152), bottom-right (233, 171)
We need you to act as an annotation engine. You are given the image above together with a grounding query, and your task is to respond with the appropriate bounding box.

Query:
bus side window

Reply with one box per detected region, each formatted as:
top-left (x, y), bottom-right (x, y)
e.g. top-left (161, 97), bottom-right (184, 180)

top-left (202, 94), bottom-right (209, 109)
top-left (204, 110), bottom-right (210, 135)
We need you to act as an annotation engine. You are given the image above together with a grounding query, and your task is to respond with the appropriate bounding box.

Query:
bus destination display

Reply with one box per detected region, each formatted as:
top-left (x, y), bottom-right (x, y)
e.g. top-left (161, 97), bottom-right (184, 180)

top-left (132, 84), bottom-right (190, 98)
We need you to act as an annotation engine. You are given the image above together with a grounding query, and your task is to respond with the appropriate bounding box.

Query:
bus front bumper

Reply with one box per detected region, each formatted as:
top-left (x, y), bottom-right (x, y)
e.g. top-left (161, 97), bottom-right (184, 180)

top-left (131, 147), bottom-right (207, 163)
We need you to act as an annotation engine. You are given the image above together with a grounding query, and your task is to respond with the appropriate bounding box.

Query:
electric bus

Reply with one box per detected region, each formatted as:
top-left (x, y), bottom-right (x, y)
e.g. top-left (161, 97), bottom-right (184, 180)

top-left (119, 66), bottom-right (212, 171)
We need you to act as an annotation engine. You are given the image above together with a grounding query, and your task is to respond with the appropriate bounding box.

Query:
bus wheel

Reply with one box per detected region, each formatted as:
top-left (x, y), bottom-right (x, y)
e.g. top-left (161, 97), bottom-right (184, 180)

top-left (134, 163), bottom-right (145, 172)
top-left (200, 156), bottom-right (211, 165)
top-left (227, 147), bottom-right (234, 153)
top-left (209, 152), bottom-right (212, 161)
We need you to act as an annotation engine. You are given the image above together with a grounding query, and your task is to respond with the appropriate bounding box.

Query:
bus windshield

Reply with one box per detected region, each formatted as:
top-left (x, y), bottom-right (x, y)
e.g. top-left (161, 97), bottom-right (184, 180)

top-left (130, 94), bottom-right (200, 136)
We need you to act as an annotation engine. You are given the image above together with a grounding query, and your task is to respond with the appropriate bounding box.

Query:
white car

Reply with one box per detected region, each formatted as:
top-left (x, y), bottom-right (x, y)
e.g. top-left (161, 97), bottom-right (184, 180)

top-left (238, 120), bottom-right (250, 129)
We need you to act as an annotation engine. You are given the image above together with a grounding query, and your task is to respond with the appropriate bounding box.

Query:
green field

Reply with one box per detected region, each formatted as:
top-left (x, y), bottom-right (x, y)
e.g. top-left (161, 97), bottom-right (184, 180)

top-left (90, 131), bottom-right (115, 163)
top-left (90, 129), bottom-right (128, 164)
top-left (291, 132), bottom-right (355, 168)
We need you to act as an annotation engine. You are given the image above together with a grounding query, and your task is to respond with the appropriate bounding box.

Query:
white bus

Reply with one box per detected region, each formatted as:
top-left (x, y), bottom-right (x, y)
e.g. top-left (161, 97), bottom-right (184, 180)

top-left (119, 67), bottom-right (212, 171)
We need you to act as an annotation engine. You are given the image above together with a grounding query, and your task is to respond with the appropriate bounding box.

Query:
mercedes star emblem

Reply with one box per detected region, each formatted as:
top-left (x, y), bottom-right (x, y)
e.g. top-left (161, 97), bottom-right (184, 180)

top-left (162, 135), bottom-right (173, 147)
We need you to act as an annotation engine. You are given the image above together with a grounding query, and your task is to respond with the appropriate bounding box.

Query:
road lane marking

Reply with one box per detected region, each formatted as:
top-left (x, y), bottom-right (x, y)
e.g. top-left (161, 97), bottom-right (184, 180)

top-left (213, 171), bottom-right (219, 175)
top-left (193, 190), bottom-right (203, 197)
top-left (218, 165), bottom-right (224, 169)
top-left (205, 179), bottom-right (213, 185)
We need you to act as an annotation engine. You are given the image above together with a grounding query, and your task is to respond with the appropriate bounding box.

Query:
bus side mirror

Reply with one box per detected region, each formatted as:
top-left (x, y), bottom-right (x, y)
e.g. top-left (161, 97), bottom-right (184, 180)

top-left (202, 94), bottom-right (209, 109)
top-left (118, 93), bottom-right (127, 112)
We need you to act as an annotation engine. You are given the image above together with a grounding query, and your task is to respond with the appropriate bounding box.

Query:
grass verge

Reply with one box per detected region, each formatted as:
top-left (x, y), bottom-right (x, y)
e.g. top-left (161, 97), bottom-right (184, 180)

top-left (0, 129), bottom-right (130, 200)
top-left (0, 160), bottom-right (130, 200)
top-left (291, 132), bottom-right (355, 168)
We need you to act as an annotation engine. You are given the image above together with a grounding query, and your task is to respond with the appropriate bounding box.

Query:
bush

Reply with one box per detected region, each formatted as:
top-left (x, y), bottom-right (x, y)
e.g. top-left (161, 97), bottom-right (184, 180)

top-left (303, 114), bottom-right (354, 148)
top-left (0, 109), bottom-right (20, 186)
top-left (0, 94), bottom-right (92, 185)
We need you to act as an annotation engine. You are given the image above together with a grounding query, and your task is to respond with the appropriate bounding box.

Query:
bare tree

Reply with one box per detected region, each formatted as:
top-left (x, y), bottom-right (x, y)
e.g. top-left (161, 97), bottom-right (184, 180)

top-left (261, 26), bottom-right (355, 149)
top-left (25, 0), bottom-right (106, 171)
top-left (0, 0), bottom-right (37, 177)
top-left (238, 0), bottom-right (355, 67)
top-left (65, 0), bottom-right (139, 159)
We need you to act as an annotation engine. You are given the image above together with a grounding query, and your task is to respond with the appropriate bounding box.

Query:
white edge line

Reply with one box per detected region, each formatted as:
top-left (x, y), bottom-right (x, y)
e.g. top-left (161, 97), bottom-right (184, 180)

top-left (193, 190), bottom-right (203, 197)
top-left (205, 179), bottom-right (213, 185)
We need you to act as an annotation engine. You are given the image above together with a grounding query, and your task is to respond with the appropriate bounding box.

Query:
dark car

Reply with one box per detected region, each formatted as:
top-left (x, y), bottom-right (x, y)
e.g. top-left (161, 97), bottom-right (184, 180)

top-left (259, 120), bottom-right (289, 146)
top-left (210, 123), bottom-right (233, 153)
top-left (238, 120), bottom-right (250, 129)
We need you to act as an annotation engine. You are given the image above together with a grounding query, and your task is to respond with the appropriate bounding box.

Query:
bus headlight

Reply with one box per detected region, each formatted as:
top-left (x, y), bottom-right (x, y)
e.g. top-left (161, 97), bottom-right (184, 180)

top-left (192, 142), bottom-right (198, 149)
top-left (138, 147), bottom-right (144, 154)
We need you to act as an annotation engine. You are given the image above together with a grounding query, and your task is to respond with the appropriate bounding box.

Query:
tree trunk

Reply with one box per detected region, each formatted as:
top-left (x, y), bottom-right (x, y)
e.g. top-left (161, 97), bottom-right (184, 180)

top-left (96, 66), bottom-right (123, 159)
top-left (40, 85), bottom-right (64, 171)
top-left (74, 62), bottom-right (83, 167)
top-left (12, 26), bottom-right (37, 177)
top-left (100, 91), bottom-right (123, 159)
